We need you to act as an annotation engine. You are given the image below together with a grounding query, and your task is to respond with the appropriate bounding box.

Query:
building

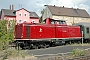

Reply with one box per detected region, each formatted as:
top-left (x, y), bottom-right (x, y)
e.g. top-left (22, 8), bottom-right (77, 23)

top-left (0, 5), bottom-right (39, 24)
top-left (42, 5), bottom-right (90, 25)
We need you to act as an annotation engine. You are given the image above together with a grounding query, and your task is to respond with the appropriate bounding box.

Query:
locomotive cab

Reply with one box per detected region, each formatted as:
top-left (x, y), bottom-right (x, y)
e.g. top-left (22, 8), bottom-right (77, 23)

top-left (45, 18), bottom-right (67, 25)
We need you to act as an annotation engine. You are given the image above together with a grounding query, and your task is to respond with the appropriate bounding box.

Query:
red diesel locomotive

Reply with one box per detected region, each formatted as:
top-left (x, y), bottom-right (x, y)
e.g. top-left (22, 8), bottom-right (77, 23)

top-left (14, 18), bottom-right (82, 49)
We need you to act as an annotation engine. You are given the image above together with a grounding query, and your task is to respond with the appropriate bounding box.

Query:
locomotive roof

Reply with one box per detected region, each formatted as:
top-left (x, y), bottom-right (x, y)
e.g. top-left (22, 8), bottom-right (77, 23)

top-left (75, 22), bottom-right (90, 27)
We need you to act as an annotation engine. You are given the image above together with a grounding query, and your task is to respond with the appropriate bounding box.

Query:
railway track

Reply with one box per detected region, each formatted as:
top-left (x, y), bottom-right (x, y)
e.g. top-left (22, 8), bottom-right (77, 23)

top-left (9, 41), bottom-right (90, 50)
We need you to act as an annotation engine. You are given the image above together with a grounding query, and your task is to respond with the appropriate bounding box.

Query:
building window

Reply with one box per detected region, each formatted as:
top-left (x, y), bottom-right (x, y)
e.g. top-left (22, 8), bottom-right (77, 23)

top-left (24, 13), bottom-right (27, 16)
top-left (10, 20), bottom-right (12, 23)
top-left (19, 12), bottom-right (22, 16)
top-left (32, 20), bottom-right (35, 23)
top-left (19, 14), bottom-right (21, 16)
top-left (86, 27), bottom-right (89, 33)
top-left (19, 20), bottom-right (22, 23)
top-left (9, 18), bottom-right (13, 24)
top-left (24, 20), bottom-right (27, 22)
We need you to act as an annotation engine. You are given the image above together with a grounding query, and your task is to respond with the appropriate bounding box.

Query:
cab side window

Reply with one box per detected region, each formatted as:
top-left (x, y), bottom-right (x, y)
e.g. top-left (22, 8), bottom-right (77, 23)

top-left (55, 21), bottom-right (59, 24)
top-left (86, 27), bottom-right (89, 33)
top-left (51, 20), bottom-right (55, 24)
top-left (60, 21), bottom-right (66, 24)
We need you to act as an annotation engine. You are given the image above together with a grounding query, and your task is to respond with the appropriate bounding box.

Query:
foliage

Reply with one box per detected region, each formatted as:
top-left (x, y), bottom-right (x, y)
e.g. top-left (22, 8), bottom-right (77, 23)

top-left (71, 48), bottom-right (86, 57)
top-left (0, 48), bottom-right (29, 60)
top-left (39, 16), bottom-right (42, 23)
top-left (39, 9), bottom-right (45, 23)
top-left (0, 20), bottom-right (16, 50)
top-left (72, 20), bottom-right (75, 25)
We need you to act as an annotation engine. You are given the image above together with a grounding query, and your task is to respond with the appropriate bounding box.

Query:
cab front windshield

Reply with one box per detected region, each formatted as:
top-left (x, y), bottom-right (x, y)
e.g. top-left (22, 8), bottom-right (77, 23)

top-left (51, 20), bottom-right (66, 25)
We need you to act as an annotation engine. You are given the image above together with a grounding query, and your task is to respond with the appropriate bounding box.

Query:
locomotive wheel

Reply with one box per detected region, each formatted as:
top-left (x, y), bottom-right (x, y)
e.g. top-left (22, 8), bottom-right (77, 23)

top-left (77, 41), bottom-right (81, 44)
top-left (28, 45), bottom-right (31, 50)
top-left (20, 45), bottom-right (24, 50)
top-left (44, 44), bottom-right (47, 48)
top-left (15, 41), bottom-right (20, 50)
top-left (28, 44), bottom-right (38, 49)
top-left (46, 45), bottom-right (50, 48)
top-left (34, 46), bottom-right (38, 49)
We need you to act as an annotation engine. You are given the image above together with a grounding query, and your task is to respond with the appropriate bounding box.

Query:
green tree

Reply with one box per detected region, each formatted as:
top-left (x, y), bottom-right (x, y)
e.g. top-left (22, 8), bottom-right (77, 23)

top-left (72, 21), bottom-right (75, 25)
top-left (0, 20), bottom-right (7, 40)
top-left (39, 9), bottom-right (45, 23)
top-left (0, 20), bottom-right (16, 50)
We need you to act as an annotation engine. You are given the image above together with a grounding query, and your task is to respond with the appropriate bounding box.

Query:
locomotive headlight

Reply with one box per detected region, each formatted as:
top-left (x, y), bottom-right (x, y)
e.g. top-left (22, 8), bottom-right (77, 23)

top-left (51, 39), bottom-right (55, 42)
top-left (52, 40), bottom-right (54, 42)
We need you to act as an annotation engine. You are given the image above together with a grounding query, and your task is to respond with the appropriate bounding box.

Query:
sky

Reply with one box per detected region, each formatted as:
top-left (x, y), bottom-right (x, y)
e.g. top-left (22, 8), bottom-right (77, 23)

top-left (0, 0), bottom-right (90, 16)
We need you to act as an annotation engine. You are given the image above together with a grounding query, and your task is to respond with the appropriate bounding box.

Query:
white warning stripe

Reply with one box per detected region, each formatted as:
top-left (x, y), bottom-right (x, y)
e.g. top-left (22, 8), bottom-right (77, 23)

top-left (14, 37), bottom-right (82, 40)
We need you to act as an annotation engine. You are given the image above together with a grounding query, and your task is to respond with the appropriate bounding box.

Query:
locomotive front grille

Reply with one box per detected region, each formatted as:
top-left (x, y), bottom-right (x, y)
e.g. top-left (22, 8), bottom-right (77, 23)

top-left (26, 26), bottom-right (30, 39)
